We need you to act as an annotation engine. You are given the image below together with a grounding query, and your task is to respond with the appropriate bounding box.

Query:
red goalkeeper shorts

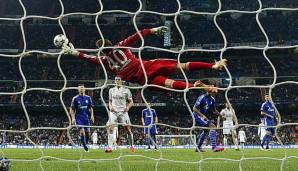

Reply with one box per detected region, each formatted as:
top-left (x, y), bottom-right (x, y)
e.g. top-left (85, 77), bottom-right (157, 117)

top-left (117, 59), bottom-right (177, 85)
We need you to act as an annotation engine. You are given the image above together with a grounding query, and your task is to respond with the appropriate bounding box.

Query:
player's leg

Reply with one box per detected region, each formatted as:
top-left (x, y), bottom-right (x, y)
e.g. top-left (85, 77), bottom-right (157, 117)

top-left (112, 126), bottom-right (118, 149)
top-left (151, 125), bottom-right (158, 149)
top-left (265, 128), bottom-right (275, 150)
top-left (106, 112), bottom-right (118, 153)
top-left (144, 127), bottom-right (151, 149)
top-left (79, 128), bottom-right (88, 152)
top-left (196, 130), bottom-right (207, 152)
top-left (76, 117), bottom-right (89, 152)
top-left (261, 131), bottom-right (271, 150)
top-left (208, 123), bottom-right (224, 152)
top-left (178, 59), bottom-right (227, 72)
top-left (125, 126), bottom-right (135, 152)
top-left (121, 112), bottom-right (134, 152)
top-left (194, 118), bottom-right (209, 152)
top-left (231, 130), bottom-right (240, 150)
top-left (223, 135), bottom-right (228, 147)
top-left (150, 76), bottom-right (217, 91)
top-left (85, 127), bottom-right (90, 145)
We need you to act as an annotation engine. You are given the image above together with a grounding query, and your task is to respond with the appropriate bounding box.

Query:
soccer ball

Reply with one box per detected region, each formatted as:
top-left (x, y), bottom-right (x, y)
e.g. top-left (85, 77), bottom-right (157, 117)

top-left (53, 34), bottom-right (69, 48)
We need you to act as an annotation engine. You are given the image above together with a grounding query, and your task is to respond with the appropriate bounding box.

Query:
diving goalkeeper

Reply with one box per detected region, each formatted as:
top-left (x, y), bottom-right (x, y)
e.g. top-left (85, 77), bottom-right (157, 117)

top-left (62, 26), bottom-right (227, 90)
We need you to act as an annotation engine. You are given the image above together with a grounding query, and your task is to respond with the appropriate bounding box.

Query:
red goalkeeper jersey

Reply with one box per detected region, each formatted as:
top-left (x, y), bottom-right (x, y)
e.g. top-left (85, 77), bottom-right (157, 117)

top-left (78, 29), bottom-right (178, 85)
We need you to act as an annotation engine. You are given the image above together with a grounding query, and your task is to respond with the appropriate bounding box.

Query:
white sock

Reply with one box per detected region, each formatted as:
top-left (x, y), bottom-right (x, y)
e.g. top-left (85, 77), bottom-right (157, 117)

top-left (112, 129), bottom-right (117, 144)
top-left (223, 137), bottom-right (228, 147)
top-left (234, 137), bottom-right (239, 149)
top-left (108, 133), bottom-right (113, 148)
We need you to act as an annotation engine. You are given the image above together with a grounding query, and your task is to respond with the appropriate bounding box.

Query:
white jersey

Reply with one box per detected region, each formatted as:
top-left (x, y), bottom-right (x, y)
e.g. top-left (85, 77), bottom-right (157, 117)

top-left (258, 123), bottom-right (266, 141)
top-left (91, 132), bottom-right (98, 141)
top-left (238, 130), bottom-right (246, 143)
top-left (220, 108), bottom-right (234, 123)
top-left (109, 86), bottom-right (132, 112)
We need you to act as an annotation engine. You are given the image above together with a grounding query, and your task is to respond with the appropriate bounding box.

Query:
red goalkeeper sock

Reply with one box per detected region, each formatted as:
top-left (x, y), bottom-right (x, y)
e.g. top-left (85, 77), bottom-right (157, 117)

top-left (187, 62), bottom-right (213, 71)
top-left (172, 80), bottom-right (194, 89)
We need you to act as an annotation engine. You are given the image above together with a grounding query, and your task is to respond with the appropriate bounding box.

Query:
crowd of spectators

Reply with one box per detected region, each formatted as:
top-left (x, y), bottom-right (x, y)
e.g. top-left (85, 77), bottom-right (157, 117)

top-left (1, 1), bottom-right (298, 49)
top-left (0, 111), bottom-right (297, 146)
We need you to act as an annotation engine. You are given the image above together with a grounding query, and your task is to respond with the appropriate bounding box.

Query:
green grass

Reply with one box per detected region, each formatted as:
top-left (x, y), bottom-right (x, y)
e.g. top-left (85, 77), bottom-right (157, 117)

top-left (1, 148), bottom-right (298, 171)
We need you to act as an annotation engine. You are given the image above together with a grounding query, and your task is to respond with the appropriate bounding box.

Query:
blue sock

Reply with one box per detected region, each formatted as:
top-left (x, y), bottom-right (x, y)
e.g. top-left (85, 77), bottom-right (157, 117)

top-left (266, 135), bottom-right (272, 148)
top-left (197, 131), bottom-right (206, 149)
top-left (80, 135), bottom-right (87, 149)
top-left (152, 135), bottom-right (156, 144)
top-left (209, 130), bottom-right (217, 149)
top-left (146, 136), bottom-right (150, 148)
top-left (152, 135), bottom-right (157, 148)
top-left (261, 135), bottom-right (269, 147)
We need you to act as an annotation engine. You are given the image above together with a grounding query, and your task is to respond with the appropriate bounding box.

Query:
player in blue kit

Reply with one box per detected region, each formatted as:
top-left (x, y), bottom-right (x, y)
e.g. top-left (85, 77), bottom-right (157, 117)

top-left (141, 103), bottom-right (158, 150)
top-left (70, 85), bottom-right (94, 152)
top-left (192, 88), bottom-right (224, 152)
top-left (260, 94), bottom-right (277, 151)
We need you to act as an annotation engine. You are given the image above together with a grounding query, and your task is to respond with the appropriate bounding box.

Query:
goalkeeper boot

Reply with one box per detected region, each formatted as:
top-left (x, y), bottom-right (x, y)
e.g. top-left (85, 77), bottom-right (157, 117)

top-left (212, 147), bottom-right (224, 152)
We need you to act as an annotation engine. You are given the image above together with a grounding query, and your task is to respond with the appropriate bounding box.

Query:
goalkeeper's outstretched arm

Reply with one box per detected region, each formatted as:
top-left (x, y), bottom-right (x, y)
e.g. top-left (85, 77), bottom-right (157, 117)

top-left (116, 26), bottom-right (169, 47)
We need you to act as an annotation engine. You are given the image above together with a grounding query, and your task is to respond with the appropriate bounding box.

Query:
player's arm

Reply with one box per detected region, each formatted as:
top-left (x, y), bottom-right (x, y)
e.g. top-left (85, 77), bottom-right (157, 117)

top-left (261, 111), bottom-right (273, 118)
top-left (154, 110), bottom-right (158, 123)
top-left (62, 43), bottom-right (108, 66)
top-left (108, 89), bottom-right (116, 112)
top-left (124, 99), bottom-right (133, 112)
top-left (70, 97), bottom-right (76, 124)
top-left (232, 109), bottom-right (238, 125)
top-left (69, 108), bottom-right (76, 124)
top-left (217, 115), bottom-right (221, 128)
top-left (244, 132), bottom-right (247, 141)
top-left (88, 97), bottom-right (95, 123)
top-left (141, 110), bottom-right (145, 125)
top-left (193, 106), bottom-right (208, 121)
top-left (117, 26), bottom-right (169, 47)
top-left (124, 89), bottom-right (133, 112)
top-left (211, 107), bottom-right (222, 127)
top-left (260, 103), bottom-right (274, 118)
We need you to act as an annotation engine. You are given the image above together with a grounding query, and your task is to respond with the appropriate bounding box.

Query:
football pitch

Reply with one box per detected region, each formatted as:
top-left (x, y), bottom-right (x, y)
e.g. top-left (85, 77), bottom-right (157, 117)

top-left (1, 148), bottom-right (298, 171)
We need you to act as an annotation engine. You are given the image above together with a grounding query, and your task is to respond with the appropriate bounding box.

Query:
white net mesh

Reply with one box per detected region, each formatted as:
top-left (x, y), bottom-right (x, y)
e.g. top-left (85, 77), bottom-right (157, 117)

top-left (0, 0), bottom-right (298, 170)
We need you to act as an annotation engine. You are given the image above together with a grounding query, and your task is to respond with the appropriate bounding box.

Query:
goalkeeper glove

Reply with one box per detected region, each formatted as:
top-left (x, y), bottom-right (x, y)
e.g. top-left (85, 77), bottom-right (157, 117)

top-left (151, 26), bottom-right (169, 35)
top-left (212, 59), bottom-right (227, 70)
top-left (62, 43), bottom-right (80, 56)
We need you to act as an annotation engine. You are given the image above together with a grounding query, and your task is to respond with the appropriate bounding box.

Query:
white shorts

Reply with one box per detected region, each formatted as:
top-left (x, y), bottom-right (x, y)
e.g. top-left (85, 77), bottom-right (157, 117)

top-left (223, 121), bottom-right (234, 135)
top-left (107, 111), bottom-right (131, 126)
top-left (93, 139), bottom-right (98, 144)
top-left (239, 137), bottom-right (245, 143)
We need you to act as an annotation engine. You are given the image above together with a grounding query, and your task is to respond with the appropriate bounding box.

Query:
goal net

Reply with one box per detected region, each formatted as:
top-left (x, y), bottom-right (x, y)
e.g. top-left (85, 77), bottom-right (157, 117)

top-left (0, 0), bottom-right (298, 171)
top-left (156, 135), bottom-right (196, 148)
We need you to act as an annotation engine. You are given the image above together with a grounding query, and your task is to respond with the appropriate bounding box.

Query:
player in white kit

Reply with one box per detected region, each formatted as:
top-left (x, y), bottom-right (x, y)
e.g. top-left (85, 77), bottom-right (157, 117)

top-left (258, 118), bottom-right (266, 143)
top-left (238, 128), bottom-right (246, 149)
top-left (218, 103), bottom-right (239, 150)
top-left (105, 76), bottom-right (134, 153)
top-left (91, 130), bottom-right (98, 145)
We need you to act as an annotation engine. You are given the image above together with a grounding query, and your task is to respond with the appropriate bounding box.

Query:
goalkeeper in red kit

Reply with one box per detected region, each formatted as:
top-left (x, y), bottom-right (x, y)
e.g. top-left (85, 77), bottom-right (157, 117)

top-left (62, 26), bottom-right (227, 90)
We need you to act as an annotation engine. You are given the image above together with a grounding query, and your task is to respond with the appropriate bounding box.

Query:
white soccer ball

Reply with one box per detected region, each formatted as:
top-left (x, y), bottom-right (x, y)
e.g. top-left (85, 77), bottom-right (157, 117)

top-left (53, 34), bottom-right (69, 48)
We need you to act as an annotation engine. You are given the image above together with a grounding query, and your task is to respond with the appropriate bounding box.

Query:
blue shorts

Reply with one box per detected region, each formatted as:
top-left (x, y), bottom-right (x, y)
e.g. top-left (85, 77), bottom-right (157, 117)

top-left (76, 116), bottom-right (90, 132)
top-left (144, 125), bottom-right (157, 135)
top-left (265, 119), bottom-right (275, 134)
top-left (193, 113), bottom-right (211, 127)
